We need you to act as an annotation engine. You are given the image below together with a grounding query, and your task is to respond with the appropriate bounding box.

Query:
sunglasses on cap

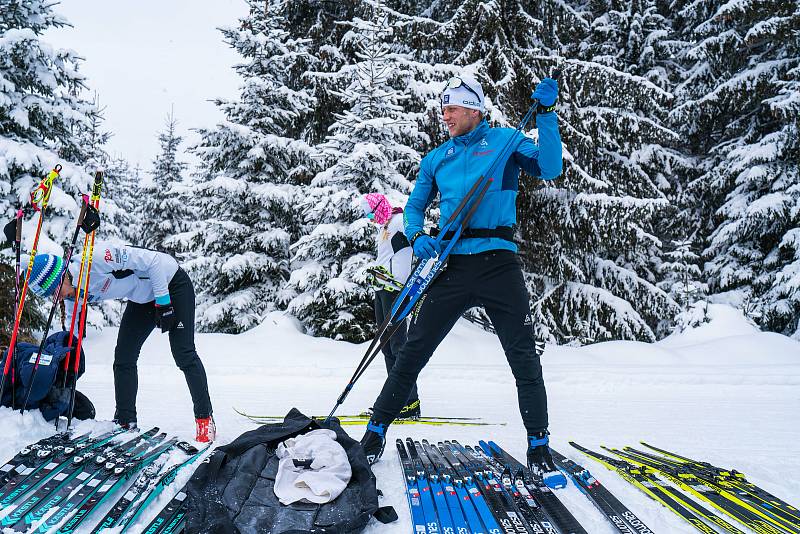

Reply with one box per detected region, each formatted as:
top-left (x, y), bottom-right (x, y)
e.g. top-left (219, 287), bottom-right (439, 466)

top-left (443, 77), bottom-right (482, 105)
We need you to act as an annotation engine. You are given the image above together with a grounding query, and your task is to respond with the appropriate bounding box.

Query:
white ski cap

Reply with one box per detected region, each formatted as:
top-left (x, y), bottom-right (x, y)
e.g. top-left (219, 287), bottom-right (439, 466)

top-left (441, 75), bottom-right (485, 112)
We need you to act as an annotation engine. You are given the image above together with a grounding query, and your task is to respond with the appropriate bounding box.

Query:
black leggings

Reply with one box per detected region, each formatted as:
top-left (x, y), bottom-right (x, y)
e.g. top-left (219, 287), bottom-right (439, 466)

top-left (374, 290), bottom-right (418, 404)
top-left (371, 251), bottom-right (548, 434)
top-left (113, 268), bottom-right (212, 423)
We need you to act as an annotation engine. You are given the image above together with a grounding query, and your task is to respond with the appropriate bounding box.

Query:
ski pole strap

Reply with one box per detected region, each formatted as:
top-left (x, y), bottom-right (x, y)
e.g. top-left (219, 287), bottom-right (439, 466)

top-left (367, 421), bottom-right (387, 436)
top-left (528, 434), bottom-right (549, 447)
top-left (431, 225), bottom-right (515, 243)
top-left (30, 164), bottom-right (61, 210)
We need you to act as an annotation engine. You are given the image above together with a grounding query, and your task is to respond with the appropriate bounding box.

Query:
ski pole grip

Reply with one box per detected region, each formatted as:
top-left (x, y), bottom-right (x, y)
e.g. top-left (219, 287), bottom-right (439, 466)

top-left (15, 212), bottom-right (22, 241)
top-left (76, 199), bottom-right (89, 227)
top-left (92, 171), bottom-right (103, 200)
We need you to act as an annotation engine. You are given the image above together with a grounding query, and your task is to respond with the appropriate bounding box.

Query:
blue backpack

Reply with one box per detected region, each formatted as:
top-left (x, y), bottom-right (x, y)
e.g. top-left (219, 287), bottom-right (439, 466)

top-left (1, 331), bottom-right (85, 420)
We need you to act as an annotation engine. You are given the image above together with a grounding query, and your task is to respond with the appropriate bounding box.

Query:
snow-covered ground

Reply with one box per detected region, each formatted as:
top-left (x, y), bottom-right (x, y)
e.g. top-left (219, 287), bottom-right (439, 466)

top-left (1, 304), bottom-right (798, 533)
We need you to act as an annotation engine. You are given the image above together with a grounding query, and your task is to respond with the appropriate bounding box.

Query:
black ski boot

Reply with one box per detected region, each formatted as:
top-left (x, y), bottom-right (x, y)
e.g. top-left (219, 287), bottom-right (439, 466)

top-left (527, 431), bottom-right (567, 489)
top-left (397, 399), bottom-right (421, 420)
top-left (360, 420), bottom-right (388, 465)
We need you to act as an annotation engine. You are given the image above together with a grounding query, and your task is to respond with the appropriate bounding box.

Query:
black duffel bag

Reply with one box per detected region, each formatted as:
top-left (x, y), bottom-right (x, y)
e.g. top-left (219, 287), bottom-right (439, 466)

top-left (184, 408), bottom-right (396, 533)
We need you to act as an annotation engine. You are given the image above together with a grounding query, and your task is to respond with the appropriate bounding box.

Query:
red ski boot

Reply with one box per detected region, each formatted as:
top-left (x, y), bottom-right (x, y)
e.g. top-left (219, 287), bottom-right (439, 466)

top-left (195, 416), bottom-right (216, 443)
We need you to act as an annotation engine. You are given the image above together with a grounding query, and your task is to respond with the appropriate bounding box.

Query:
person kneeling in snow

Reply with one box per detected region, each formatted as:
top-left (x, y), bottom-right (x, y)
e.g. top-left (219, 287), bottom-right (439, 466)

top-left (26, 244), bottom-right (215, 442)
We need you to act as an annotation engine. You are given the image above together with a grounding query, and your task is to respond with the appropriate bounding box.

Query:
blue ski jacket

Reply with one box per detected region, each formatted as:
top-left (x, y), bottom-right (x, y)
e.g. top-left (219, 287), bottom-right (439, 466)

top-left (404, 112), bottom-right (562, 255)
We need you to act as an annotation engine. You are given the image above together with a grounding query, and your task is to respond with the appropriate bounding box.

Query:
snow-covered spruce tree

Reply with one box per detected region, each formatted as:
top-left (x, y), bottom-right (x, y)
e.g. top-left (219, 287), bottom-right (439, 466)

top-left (284, 5), bottom-right (422, 341)
top-left (0, 0), bottom-right (120, 330)
top-left (102, 156), bottom-right (142, 244)
top-left (139, 110), bottom-right (189, 256)
top-left (177, 0), bottom-right (316, 333)
top-left (659, 237), bottom-right (708, 331)
top-left (672, 0), bottom-right (800, 337)
top-left (395, 0), bottom-right (680, 343)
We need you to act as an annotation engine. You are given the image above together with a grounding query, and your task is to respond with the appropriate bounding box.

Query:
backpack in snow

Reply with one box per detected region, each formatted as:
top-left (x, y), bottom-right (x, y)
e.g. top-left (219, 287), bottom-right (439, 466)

top-left (184, 408), bottom-right (397, 533)
top-left (0, 330), bottom-right (85, 419)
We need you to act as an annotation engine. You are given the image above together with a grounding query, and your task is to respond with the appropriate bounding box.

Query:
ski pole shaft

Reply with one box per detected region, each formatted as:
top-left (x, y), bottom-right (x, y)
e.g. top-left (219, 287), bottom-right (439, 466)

top-left (10, 209), bottom-right (22, 407)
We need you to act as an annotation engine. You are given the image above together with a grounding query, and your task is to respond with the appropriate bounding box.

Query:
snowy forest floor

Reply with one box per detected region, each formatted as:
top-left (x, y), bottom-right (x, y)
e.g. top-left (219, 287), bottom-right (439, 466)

top-left (1, 304), bottom-right (799, 533)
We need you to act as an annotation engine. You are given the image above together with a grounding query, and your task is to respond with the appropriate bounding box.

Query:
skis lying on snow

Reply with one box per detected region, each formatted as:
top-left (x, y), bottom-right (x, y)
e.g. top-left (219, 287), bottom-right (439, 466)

top-left (0, 428), bottom-right (125, 509)
top-left (549, 448), bottom-right (653, 534)
top-left (0, 426), bottom-right (206, 534)
top-left (605, 444), bottom-right (800, 534)
top-left (572, 441), bottom-right (798, 534)
top-left (0, 431), bottom-right (89, 489)
top-left (141, 484), bottom-right (190, 534)
top-left (14, 429), bottom-right (167, 533)
top-left (89, 441), bottom-right (208, 533)
top-left (396, 437), bottom-right (588, 534)
top-left (234, 408), bottom-right (502, 426)
top-left (477, 440), bottom-right (587, 534)
top-left (638, 441), bottom-right (800, 527)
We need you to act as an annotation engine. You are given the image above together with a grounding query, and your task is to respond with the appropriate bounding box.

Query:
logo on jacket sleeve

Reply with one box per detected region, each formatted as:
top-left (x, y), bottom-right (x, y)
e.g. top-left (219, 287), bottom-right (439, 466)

top-left (104, 249), bottom-right (112, 262)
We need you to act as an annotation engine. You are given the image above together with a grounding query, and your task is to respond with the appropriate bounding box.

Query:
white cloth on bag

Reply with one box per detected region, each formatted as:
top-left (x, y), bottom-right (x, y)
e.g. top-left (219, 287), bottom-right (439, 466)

top-left (274, 429), bottom-right (352, 505)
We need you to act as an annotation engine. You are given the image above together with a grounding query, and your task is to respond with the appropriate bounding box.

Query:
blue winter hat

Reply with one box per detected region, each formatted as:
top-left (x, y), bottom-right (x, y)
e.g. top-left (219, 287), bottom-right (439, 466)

top-left (26, 254), bottom-right (66, 298)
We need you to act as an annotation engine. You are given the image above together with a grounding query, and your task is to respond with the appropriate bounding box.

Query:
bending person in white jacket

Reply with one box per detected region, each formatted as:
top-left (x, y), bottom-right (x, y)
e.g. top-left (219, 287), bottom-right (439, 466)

top-left (25, 243), bottom-right (215, 442)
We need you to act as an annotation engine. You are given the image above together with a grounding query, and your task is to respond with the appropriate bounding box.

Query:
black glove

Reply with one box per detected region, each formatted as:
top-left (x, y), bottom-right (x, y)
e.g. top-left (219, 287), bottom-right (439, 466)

top-left (155, 304), bottom-right (177, 333)
top-left (80, 204), bottom-right (100, 233)
top-left (3, 219), bottom-right (17, 247)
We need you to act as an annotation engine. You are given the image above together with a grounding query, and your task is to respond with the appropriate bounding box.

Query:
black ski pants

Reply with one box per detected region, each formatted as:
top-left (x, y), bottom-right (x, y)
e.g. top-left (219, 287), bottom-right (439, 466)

top-left (371, 250), bottom-right (548, 434)
top-left (113, 268), bottom-right (212, 424)
top-left (374, 289), bottom-right (418, 405)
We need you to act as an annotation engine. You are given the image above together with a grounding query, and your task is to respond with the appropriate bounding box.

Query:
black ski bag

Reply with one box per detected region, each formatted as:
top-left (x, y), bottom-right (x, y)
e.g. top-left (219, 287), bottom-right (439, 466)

top-left (184, 408), bottom-right (396, 533)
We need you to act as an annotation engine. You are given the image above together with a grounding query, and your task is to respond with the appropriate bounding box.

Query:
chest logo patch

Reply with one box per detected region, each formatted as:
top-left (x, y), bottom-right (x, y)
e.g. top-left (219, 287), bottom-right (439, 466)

top-left (445, 146), bottom-right (455, 157)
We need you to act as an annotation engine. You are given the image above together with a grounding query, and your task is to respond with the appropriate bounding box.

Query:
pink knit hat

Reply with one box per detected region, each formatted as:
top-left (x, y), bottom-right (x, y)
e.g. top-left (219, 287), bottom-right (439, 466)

top-left (360, 193), bottom-right (392, 225)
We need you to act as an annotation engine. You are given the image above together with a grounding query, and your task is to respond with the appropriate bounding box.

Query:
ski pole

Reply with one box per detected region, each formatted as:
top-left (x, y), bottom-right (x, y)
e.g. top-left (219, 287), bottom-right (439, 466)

top-left (0, 209), bottom-right (24, 407)
top-left (10, 209), bottom-right (22, 408)
top-left (20, 196), bottom-right (90, 414)
top-left (0, 164), bottom-right (60, 405)
top-left (325, 70), bottom-right (561, 422)
top-left (325, 176), bottom-right (494, 422)
top-left (66, 171), bottom-right (103, 428)
top-left (61, 171), bottom-right (103, 390)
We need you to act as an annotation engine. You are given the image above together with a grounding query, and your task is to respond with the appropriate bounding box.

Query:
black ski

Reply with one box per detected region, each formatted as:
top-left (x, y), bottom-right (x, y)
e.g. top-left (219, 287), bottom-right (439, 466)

top-left (484, 440), bottom-right (588, 534)
top-left (475, 443), bottom-right (556, 534)
top-left (550, 447), bottom-right (652, 534)
top-left (141, 485), bottom-right (189, 534)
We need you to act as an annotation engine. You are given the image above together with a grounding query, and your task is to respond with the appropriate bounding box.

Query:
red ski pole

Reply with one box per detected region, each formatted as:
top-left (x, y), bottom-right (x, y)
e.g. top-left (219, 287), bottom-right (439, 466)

top-left (0, 164), bottom-right (60, 404)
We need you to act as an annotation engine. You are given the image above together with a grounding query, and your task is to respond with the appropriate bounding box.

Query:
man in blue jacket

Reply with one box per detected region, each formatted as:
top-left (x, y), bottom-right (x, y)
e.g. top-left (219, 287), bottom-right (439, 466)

top-left (360, 73), bottom-right (567, 488)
